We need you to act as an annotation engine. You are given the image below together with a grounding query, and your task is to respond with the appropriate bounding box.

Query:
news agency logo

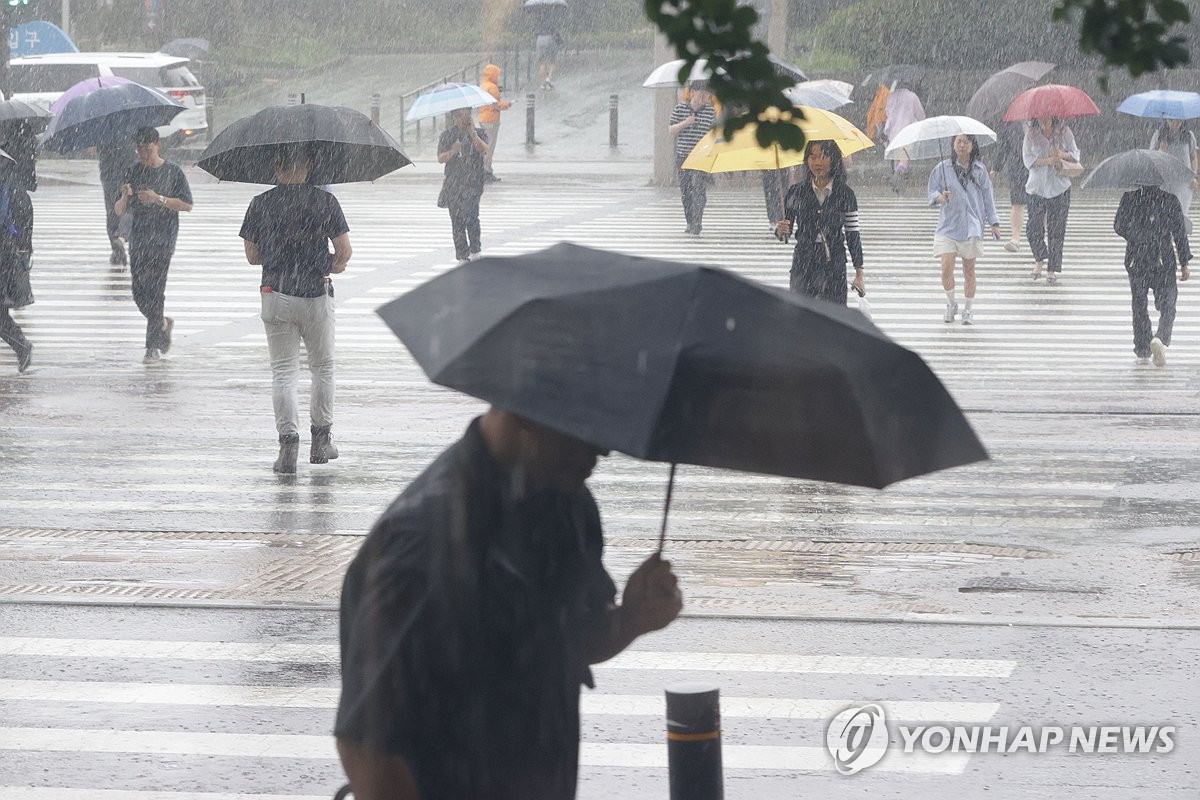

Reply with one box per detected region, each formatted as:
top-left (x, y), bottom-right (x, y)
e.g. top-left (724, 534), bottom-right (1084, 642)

top-left (826, 703), bottom-right (889, 775)
top-left (826, 703), bottom-right (1177, 775)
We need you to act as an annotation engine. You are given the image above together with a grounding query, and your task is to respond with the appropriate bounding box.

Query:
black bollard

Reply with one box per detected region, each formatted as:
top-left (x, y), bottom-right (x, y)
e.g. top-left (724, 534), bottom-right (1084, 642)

top-left (666, 683), bottom-right (723, 800)
top-left (526, 92), bottom-right (536, 146)
top-left (609, 94), bottom-right (619, 148)
top-left (370, 93), bottom-right (381, 127)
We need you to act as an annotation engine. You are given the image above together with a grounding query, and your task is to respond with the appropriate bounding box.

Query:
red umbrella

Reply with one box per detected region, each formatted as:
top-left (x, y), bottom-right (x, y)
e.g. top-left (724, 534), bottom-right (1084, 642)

top-left (1004, 84), bottom-right (1100, 122)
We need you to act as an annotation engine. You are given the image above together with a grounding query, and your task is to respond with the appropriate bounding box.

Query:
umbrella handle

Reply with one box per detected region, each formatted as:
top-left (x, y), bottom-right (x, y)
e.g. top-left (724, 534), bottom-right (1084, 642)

top-left (656, 462), bottom-right (677, 554)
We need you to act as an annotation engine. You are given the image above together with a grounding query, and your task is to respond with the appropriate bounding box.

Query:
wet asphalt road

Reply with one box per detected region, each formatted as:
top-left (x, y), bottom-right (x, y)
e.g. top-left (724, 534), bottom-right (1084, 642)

top-left (1, 164), bottom-right (1199, 796)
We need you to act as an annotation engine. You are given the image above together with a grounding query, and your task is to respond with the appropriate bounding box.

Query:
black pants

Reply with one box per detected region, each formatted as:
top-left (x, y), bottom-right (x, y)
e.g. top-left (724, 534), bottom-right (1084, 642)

top-left (1128, 266), bottom-right (1178, 357)
top-left (677, 162), bottom-right (708, 232)
top-left (1027, 190), bottom-right (1070, 273)
top-left (790, 244), bottom-right (848, 305)
top-left (130, 246), bottom-right (172, 350)
top-left (0, 308), bottom-right (28, 354)
top-left (101, 177), bottom-right (132, 250)
top-left (762, 168), bottom-right (787, 226)
top-left (448, 194), bottom-right (482, 261)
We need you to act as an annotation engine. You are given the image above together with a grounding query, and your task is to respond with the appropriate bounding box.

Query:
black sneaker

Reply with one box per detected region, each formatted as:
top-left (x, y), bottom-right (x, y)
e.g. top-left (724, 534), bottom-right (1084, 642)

top-left (109, 240), bottom-right (127, 266)
top-left (15, 342), bottom-right (31, 373)
top-left (160, 317), bottom-right (174, 354)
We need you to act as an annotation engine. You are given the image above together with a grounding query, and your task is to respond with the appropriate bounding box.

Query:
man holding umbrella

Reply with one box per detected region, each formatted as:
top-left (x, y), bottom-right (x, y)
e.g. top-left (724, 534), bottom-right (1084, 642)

top-left (114, 127), bottom-right (193, 365)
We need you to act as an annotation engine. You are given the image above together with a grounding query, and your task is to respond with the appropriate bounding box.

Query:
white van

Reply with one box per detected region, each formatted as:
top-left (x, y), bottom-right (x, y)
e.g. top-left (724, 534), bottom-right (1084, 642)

top-left (9, 52), bottom-right (208, 144)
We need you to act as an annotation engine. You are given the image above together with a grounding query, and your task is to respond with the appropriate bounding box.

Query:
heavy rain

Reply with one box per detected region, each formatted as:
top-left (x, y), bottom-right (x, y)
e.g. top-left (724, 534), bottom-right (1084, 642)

top-left (0, 1), bottom-right (1197, 798)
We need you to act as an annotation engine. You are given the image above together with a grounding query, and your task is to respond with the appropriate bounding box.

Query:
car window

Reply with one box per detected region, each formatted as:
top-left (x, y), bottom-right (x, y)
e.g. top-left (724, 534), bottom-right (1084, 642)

top-left (10, 64), bottom-right (101, 93)
top-left (109, 67), bottom-right (166, 86)
top-left (163, 66), bottom-right (200, 88)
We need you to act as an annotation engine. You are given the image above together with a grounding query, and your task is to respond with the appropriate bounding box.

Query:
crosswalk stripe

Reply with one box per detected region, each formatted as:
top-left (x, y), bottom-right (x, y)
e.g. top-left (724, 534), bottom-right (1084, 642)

top-left (0, 680), bottom-right (999, 722)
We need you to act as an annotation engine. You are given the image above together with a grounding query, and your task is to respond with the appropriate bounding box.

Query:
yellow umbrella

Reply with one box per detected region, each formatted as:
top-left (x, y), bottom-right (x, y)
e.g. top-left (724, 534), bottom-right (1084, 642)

top-left (681, 106), bottom-right (874, 173)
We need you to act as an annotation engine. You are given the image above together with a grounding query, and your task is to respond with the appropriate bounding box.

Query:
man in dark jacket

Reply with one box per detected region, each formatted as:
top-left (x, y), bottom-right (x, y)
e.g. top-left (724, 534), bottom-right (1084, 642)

top-left (335, 409), bottom-right (683, 800)
top-left (1114, 184), bottom-right (1192, 366)
top-left (437, 108), bottom-right (490, 265)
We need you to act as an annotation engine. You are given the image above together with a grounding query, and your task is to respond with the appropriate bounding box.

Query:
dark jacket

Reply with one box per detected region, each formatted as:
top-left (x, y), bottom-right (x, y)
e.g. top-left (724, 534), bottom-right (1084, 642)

top-left (0, 182), bottom-right (33, 310)
top-left (1114, 186), bottom-right (1192, 272)
top-left (783, 173), bottom-right (864, 269)
top-left (335, 418), bottom-right (616, 800)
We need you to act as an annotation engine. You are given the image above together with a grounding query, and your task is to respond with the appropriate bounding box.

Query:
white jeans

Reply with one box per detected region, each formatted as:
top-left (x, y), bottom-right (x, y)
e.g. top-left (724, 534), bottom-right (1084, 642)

top-left (260, 290), bottom-right (335, 436)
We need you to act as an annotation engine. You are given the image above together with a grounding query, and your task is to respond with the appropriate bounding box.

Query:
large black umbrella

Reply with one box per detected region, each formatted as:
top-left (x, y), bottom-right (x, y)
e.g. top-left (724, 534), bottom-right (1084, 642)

top-left (197, 104), bottom-right (411, 185)
top-left (1082, 149), bottom-right (1194, 189)
top-left (41, 83), bottom-right (185, 152)
top-left (0, 100), bottom-right (51, 133)
top-left (966, 61), bottom-right (1056, 123)
top-left (160, 37), bottom-right (210, 59)
top-left (379, 244), bottom-right (987, 526)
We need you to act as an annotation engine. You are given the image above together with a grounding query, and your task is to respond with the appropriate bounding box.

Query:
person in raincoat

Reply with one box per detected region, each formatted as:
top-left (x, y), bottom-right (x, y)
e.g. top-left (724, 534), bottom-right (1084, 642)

top-left (775, 139), bottom-right (865, 303)
top-left (335, 409), bottom-right (683, 800)
top-left (1023, 116), bottom-right (1080, 284)
top-left (239, 145), bottom-right (352, 473)
top-left (0, 159), bottom-right (34, 373)
top-left (1114, 184), bottom-right (1191, 366)
top-left (1149, 119), bottom-right (1199, 234)
top-left (437, 108), bottom-right (490, 264)
top-left (668, 87), bottom-right (716, 236)
top-left (929, 134), bottom-right (1001, 325)
top-left (479, 63), bottom-right (512, 182)
top-left (884, 85), bottom-right (926, 192)
top-left (865, 83), bottom-right (891, 142)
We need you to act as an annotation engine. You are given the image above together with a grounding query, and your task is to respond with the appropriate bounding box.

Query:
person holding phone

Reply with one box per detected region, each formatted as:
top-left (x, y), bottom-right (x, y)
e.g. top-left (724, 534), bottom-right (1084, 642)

top-left (1023, 116), bottom-right (1080, 284)
top-left (437, 108), bottom-right (490, 265)
top-left (113, 127), bottom-right (193, 364)
top-left (928, 134), bottom-right (1001, 325)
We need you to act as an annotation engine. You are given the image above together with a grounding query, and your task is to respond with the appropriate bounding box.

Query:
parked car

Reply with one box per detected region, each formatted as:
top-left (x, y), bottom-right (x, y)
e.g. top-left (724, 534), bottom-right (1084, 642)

top-left (9, 52), bottom-right (208, 145)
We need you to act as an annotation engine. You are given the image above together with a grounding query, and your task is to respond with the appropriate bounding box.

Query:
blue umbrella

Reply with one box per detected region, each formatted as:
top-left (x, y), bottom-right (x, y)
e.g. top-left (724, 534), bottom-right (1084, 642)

top-left (42, 83), bottom-right (185, 152)
top-left (405, 83), bottom-right (496, 122)
top-left (1117, 90), bottom-right (1200, 120)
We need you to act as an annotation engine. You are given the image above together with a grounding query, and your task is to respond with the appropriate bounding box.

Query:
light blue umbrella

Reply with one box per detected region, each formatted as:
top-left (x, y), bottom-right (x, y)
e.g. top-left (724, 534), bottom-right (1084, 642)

top-left (405, 83), bottom-right (496, 122)
top-left (1117, 90), bottom-right (1200, 120)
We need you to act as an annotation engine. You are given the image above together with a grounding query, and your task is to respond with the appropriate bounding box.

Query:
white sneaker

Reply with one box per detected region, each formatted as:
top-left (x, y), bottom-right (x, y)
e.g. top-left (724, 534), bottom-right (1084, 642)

top-left (1136, 356), bottom-right (1151, 365)
top-left (456, 258), bottom-right (470, 266)
top-left (1151, 337), bottom-right (1167, 367)
top-left (142, 347), bottom-right (162, 365)
top-left (468, 252), bottom-right (483, 261)
top-left (1003, 240), bottom-right (1019, 253)
top-left (1031, 261), bottom-right (1044, 281)
top-left (943, 302), bottom-right (958, 323)
top-left (961, 308), bottom-right (974, 325)
top-left (1047, 272), bottom-right (1059, 285)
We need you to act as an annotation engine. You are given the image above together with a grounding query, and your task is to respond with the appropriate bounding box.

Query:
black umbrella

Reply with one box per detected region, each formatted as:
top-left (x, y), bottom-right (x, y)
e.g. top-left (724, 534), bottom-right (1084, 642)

top-left (160, 37), bottom-right (210, 59)
top-left (1082, 149), bottom-right (1194, 189)
top-left (197, 104), bottom-right (411, 185)
top-left (966, 61), bottom-right (1055, 123)
top-left (41, 83), bottom-right (185, 152)
top-left (767, 54), bottom-right (808, 83)
top-left (379, 244), bottom-right (987, 545)
top-left (0, 99), bottom-right (52, 132)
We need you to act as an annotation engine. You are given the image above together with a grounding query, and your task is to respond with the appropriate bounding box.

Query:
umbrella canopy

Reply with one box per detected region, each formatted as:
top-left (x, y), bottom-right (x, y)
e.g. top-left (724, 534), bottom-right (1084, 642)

top-left (0, 99), bottom-right (52, 133)
top-left (160, 37), bottom-right (210, 59)
top-left (883, 115), bottom-right (997, 161)
top-left (1004, 84), bottom-right (1100, 122)
top-left (42, 83), bottom-right (185, 152)
top-left (405, 83), bottom-right (496, 122)
top-left (50, 76), bottom-right (136, 114)
top-left (966, 61), bottom-right (1055, 122)
top-left (523, 0), bottom-right (567, 5)
top-left (378, 243), bottom-right (986, 489)
top-left (1117, 90), bottom-right (1200, 120)
top-left (1082, 148), bottom-right (1195, 189)
top-left (197, 104), bottom-right (411, 185)
top-left (784, 84), bottom-right (852, 111)
top-left (803, 79), bottom-right (854, 99)
top-left (859, 64), bottom-right (924, 94)
top-left (643, 58), bottom-right (712, 88)
top-left (682, 107), bottom-right (873, 173)
top-left (767, 54), bottom-right (808, 83)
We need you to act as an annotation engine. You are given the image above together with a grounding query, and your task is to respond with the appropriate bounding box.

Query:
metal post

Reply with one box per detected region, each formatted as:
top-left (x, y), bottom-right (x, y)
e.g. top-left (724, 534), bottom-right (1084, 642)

top-left (609, 94), bottom-right (619, 148)
top-left (526, 47), bottom-right (532, 86)
top-left (61, 0), bottom-right (71, 38)
top-left (513, 50), bottom-right (520, 93)
top-left (666, 683), bottom-right (723, 800)
top-left (398, 95), bottom-right (406, 148)
top-left (205, 95), bottom-right (214, 141)
top-left (300, 92), bottom-right (306, 105)
top-left (525, 92), bottom-right (535, 146)
top-left (370, 93), bottom-right (381, 126)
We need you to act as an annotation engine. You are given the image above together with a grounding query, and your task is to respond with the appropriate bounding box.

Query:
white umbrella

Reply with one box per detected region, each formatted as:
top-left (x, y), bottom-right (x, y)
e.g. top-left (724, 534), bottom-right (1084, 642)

top-left (406, 83), bottom-right (496, 122)
top-left (883, 115), bottom-right (996, 161)
top-left (643, 58), bottom-right (713, 88)
top-left (803, 79), bottom-right (854, 99)
top-left (783, 84), bottom-right (852, 111)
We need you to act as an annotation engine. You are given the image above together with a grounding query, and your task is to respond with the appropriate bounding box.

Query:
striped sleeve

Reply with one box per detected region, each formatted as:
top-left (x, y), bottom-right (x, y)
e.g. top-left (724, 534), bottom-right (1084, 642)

top-left (842, 189), bottom-right (864, 269)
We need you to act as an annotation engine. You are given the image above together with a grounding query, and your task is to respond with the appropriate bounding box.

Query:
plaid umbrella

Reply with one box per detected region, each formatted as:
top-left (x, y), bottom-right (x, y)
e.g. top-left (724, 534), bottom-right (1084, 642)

top-left (406, 83), bottom-right (496, 122)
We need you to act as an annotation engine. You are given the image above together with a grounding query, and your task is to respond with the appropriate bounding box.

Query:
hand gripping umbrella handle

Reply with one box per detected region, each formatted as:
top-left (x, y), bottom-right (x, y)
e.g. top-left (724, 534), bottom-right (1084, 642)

top-left (656, 462), bottom-right (678, 555)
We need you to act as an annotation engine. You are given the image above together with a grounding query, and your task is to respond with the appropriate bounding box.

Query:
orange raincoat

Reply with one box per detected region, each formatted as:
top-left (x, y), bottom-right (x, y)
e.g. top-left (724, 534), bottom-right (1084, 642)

top-left (479, 64), bottom-right (512, 124)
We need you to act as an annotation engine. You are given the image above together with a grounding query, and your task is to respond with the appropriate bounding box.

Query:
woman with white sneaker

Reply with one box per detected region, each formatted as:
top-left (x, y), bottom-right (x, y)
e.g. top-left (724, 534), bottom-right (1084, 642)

top-left (928, 134), bottom-right (1001, 325)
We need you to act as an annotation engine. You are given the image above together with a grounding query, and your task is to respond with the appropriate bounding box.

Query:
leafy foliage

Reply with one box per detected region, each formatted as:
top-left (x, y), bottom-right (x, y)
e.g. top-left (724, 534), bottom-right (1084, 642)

top-left (1053, 0), bottom-right (1191, 77)
top-left (644, 0), bottom-right (804, 149)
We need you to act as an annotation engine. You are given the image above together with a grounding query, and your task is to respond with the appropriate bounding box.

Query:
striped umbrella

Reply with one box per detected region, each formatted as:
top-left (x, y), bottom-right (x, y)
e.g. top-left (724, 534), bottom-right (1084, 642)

top-left (405, 83), bottom-right (496, 122)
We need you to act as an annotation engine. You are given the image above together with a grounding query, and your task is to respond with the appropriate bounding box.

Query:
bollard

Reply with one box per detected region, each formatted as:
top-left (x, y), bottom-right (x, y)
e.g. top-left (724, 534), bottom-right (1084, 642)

top-left (609, 94), bottom-right (619, 148)
top-left (666, 683), bottom-right (723, 800)
top-left (370, 93), bottom-right (381, 126)
top-left (525, 92), bottom-right (536, 146)
top-left (204, 95), bottom-right (214, 142)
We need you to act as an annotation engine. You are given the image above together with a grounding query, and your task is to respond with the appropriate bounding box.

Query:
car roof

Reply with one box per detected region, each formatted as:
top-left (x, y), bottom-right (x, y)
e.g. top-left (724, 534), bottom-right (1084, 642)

top-left (9, 52), bottom-right (190, 68)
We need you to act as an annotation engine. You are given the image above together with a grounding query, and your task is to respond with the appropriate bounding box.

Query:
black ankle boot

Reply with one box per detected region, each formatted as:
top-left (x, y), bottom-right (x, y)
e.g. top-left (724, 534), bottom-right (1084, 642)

top-left (274, 433), bottom-right (300, 473)
top-left (311, 425), bottom-right (339, 464)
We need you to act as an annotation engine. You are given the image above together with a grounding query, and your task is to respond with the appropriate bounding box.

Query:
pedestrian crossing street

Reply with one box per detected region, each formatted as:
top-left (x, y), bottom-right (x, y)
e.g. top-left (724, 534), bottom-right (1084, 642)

top-left (0, 613), bottom-right (1018, 798)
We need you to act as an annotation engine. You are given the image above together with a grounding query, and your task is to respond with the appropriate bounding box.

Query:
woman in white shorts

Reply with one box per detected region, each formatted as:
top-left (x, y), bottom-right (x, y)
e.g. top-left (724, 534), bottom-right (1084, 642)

top-left (928, 134), bottom-right (1000, 325)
